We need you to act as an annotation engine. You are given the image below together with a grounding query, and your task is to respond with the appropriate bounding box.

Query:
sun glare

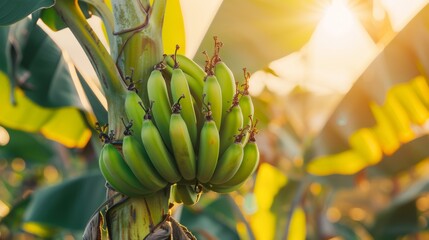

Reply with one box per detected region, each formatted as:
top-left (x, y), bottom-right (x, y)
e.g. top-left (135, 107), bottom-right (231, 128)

top-left (321, 0), bottom-right (355, 37)
top-left (305, 0), bottom-right (377, 94)
top-left (380, 0), bottom-right (428, 31)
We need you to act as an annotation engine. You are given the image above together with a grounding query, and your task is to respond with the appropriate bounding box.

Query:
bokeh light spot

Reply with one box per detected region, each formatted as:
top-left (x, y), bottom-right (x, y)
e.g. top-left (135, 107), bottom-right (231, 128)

top-left (11, 158), bottom-right (26, 172)
top-left (0, 126), bottom-right (10, 146)
top-left (349, 207), bottom-right (366, 221)
top-left (44, 165), bottom-right (59, 183)
top-left (327, 207), bottom-right (342, 223)
top-left (0, 200), bottom-right (10, 218)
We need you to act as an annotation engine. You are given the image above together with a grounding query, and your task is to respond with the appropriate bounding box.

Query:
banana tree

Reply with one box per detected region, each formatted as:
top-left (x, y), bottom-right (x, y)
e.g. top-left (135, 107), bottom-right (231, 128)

top-left (5, 0), bottom-right (429, 239)
top-left (0, 0), bottom-right (232, 239)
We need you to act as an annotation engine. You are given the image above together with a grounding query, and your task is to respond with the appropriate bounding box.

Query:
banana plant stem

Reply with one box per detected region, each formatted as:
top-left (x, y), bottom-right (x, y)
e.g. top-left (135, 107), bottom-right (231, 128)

top-left (54, 0), bottom-right (127, 138)
top-left (282, 176), bottom-right (311, 240)
top-left (111, 0), bottom-right (165, 104)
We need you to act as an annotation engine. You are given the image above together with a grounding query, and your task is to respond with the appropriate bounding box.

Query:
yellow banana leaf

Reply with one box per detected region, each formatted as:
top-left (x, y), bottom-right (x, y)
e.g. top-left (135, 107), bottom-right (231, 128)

top-left (251, 163), bottom-right (288, 239)
top-left (0, 72), bottom-right (91, 148)
top-left (251, 163), bottom-right (306, 239)
top-left (307, 150), bottom-right (370, 176)
top-left (307, 76), bottom-right (429, 176)
top-left (287, 207), bottom-right (306, 240)
top-left (162, 0), bottom-right (185, 55)
top-left (306, 4), bottom-right (429, 176)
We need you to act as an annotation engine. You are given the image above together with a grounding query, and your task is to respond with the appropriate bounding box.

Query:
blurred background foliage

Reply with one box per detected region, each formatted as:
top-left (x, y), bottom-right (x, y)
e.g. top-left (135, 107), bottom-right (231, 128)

top-left (2, 0), bottom-right (429, 239)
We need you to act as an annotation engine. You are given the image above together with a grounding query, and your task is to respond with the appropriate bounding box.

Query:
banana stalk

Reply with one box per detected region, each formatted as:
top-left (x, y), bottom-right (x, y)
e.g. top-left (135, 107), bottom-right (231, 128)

top-left (54, 0), bottom-right (127, 138)
top-left (111, 0), bottom-right (164, 105)
top-left (107, 188), bottom-right (171, 240)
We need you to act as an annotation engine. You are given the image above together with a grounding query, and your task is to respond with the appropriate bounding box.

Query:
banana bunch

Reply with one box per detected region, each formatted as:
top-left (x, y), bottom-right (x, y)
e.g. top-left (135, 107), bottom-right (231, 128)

top-left (97, 38), bottom-right (260, 205)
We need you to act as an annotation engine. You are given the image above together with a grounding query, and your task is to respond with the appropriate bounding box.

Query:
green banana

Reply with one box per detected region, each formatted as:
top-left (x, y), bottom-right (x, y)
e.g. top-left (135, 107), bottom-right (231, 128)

top-left (122, 123), bottom-right (168, 191)
top-left (170, 98), bottom-right (197, 181)
top-left (203, 74), bottom-right (222, 130)
top-left (165, 53), bottom-right (206, 86)
top-left (215, 61), bottom-right (236, 122)
top-left (141, 106), bottom-right (182, 183)
top-left (162, 60), bottom-right (204, 115)
top-left (193, 93), bottom-right (205, 142)
top-left (210, 129), bottom-right (246, 185)
top-left (147, 68), bottom-right (172, 150)
top-left (221, 138), bottom-right (259, 187)
top-left (212, 37), bottom-right (236, 123)
top-left (100, 142), bottom-right (151, 196)
top-left (175, 184), bottom-right (202, 205)
top-left (99, 149), bottom-right (142, 197)
top-left (239, 69), bottom-right (255, 144)
top-left (170, 184), bottom-right (182, 204)
top-left (169, 47), bottom-right (198, 149)
top-left (197, 103), bottom-right (220, 183)
top-left (184, 72), bottom-right (204, 111)
top-left (163, 52), bottom-right (205, 127)
top-left (219, 90), bottom-right (243, 155)
top-left (209, 122), bottom-right (259, 191)
top-left (124, 89), bottom-right (146, 142)
top-left (204, 181), bottom-right (246, 194)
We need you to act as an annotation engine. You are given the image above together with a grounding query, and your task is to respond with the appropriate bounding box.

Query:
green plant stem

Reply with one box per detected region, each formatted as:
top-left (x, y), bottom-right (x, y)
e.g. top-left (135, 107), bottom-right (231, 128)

top-left (83, 188), bottom-right (172, 240)
top-left (111, 0), bottom-right (165, 105)
top-left (111, 0), bottom-right (148, 81)
top-left (283, 176), bottom-right (311, 240)
top-left (149, 0), bottom-right (167, 30)
top-left (227, 195), bottom-right (256, 240)
top-left (106, 188), bottom-right (171, 240)
top-left (54, 0), bottom-right (127, 138)
top-left (140, 0), bottom-right (150, 11)
top-left (79, 0), bottom-right (116, 52)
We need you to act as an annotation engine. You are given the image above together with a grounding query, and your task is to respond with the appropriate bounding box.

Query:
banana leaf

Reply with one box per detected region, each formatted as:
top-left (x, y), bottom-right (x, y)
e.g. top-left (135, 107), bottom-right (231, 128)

top-left (305, 4), bottom-right (429, 180)
top-left (0, 0), bottom-right (54, 25)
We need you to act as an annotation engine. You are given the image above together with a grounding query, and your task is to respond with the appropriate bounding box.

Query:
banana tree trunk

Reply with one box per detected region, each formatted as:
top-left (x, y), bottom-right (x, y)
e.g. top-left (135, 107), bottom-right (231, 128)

top-left (83, 187), bottom-right (171, 240)
top-left (107, 189), bottom-right (170, 239)
top-left (84, 186), bottom-right (195, 239)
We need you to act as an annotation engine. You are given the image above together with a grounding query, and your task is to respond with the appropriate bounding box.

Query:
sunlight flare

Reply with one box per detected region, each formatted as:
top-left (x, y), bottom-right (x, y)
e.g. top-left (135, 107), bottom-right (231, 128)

top-left (320, 0), bottom-right (355, 37)
top-left (380, 0), bottom-right (428, 31)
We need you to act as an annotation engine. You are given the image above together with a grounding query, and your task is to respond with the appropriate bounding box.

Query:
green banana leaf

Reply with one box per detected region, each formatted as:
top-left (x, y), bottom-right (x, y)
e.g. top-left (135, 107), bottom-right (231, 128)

top-left (372, 200), bottom-right (419, 239)
top-left (0, 127), bottom-right (56, 164)
top-left (333, 223), bottom-right (361, 240)
top-left (0, 25), bottom-right (10, 79)
top-left (8, 17), bottom-right (82, 108)
top-left (17, 171), bottom-right (106, 238)
top-left (0, 197), bottom-right (31, 233)
top-left (0, 0), bottom-right (54, 25)
top-left (367, 177), bottom-right (429, 239)
top-left (0, 16), bottom-right (96, 148)
top-left (76, 70), bottom-right (108, 124)
top-left (180, 195), bottom-right (242, 240)
top-left (270, 179), bottom-right (302, 239)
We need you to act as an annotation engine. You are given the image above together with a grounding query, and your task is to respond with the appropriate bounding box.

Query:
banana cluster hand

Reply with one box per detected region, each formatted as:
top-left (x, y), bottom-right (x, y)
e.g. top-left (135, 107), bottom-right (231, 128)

top-left (97, 38), bottom-right (260, 205)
